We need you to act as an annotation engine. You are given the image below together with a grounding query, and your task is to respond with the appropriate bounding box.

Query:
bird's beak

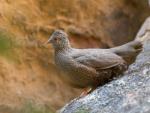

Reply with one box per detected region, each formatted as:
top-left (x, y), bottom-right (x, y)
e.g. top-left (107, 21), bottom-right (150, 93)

top-left (44, 37), bottom-right (52, 45)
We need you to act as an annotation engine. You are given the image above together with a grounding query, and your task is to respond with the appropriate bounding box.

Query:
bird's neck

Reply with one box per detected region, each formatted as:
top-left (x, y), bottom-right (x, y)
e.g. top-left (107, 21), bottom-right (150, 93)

top-left (55, 44), bottom-right (71, 53)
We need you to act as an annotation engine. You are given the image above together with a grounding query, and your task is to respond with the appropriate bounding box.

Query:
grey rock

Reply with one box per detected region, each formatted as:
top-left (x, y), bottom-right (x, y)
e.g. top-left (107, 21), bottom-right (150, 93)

top-left (59, 17), bottom-right (150, 113)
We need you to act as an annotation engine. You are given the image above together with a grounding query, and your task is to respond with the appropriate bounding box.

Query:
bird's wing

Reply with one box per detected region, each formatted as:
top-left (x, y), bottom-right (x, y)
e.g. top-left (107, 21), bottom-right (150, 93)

top-left (72, 50), bottom-right (125, 70)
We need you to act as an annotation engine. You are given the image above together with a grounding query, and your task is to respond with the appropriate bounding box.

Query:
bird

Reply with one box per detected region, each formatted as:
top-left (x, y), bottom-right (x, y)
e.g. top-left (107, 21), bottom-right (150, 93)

top-left (46, 30), bottom-right (143, 96)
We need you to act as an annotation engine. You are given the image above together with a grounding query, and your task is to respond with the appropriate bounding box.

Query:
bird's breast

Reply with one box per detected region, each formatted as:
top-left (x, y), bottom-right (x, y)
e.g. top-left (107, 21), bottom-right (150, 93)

top-left (55, 53), bottom-right (73, 71)
top-left (54, 53), bottom-right (95, 88)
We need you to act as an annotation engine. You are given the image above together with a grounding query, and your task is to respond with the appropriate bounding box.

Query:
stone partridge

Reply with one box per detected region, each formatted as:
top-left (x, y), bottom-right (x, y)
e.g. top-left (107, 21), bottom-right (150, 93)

top-left (46, 30), bottom-right (143, 96)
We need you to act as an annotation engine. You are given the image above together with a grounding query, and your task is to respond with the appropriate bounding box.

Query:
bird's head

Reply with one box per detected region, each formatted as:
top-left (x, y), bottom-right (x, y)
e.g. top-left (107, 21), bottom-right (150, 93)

top-left (46, 30), bottom-right (71, 50)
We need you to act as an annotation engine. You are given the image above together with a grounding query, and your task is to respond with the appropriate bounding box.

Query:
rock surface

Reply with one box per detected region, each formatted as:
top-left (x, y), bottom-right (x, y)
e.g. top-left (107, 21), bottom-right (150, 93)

top-left (60, 17), bottom-right (150, 113)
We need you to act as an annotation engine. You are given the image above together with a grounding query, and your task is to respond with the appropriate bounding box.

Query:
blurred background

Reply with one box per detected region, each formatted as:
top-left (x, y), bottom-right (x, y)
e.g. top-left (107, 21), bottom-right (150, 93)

top-left (0, 0), bottom-right (149, 112)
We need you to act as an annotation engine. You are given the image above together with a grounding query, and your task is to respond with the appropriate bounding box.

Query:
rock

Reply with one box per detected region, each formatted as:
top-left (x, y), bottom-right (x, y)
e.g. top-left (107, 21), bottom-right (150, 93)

top-left (136, 17), bottom-right (150, 39)
top-left (60, 17), bottom-right (150, 113)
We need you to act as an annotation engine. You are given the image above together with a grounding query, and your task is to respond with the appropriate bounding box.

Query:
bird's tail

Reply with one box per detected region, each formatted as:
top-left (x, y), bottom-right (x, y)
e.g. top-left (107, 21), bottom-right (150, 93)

top-left (110, 40), bottom-right (143, 65)
top-left (110, 26), bottom-right (150, 65)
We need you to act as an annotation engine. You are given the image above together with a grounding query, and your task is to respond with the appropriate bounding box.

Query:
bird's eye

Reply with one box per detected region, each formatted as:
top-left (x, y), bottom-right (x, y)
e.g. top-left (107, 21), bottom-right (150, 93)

top-left (54, 38), bottom-right (57, 41)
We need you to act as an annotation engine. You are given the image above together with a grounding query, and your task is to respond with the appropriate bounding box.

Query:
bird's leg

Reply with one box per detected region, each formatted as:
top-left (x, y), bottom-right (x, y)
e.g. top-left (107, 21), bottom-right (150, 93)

top-left (79, 86), bottom-right (94, 97)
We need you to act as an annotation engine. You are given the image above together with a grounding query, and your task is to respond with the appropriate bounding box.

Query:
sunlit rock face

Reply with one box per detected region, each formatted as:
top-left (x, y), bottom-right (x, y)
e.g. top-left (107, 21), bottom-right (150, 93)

top-left (0, 0), bottom-right (149, 112)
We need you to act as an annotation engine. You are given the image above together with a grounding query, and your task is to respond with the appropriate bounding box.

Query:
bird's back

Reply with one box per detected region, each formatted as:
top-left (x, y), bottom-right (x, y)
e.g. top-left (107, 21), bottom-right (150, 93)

top-left (54, 48), bottom-right (127, 88)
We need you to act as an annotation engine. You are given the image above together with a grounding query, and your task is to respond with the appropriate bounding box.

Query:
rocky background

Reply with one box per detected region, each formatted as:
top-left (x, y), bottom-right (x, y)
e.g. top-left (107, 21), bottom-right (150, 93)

top-left (0, 0), bottom-right (149, 112)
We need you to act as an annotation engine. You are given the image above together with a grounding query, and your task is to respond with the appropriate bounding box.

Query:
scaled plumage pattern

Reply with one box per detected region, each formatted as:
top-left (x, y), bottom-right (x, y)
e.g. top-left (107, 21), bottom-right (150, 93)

top-left (47, 30), bottom-right (142, 94)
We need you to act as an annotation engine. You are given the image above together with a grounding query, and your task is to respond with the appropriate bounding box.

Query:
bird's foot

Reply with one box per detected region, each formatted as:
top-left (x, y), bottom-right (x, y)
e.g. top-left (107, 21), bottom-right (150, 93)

top-left (79, 87), bottom-right (93, 98)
